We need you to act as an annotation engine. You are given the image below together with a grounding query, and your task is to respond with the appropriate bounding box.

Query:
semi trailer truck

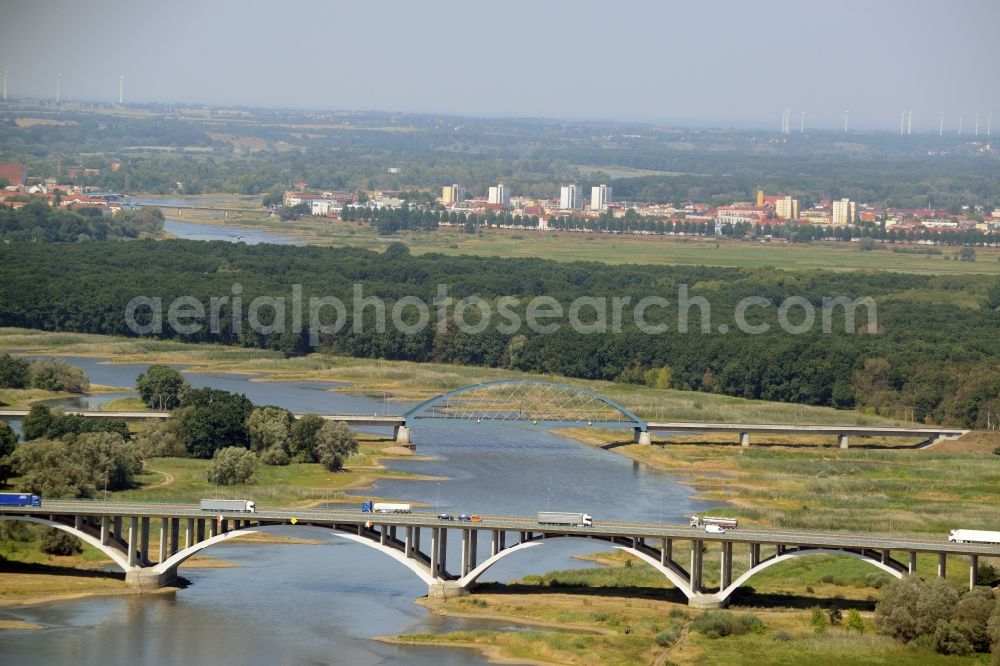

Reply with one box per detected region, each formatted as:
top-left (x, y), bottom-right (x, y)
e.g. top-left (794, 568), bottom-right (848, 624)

top-left (948, 529), bottom-right (1000, 544)
top-left (362, 502), bottom-right (412, 513)
top-left (199, 499), bottom-right (255, 513)
top-left (0, 493), bottom-right (41, 507)
top-left (537, 511), bottom-right (593, 527)
top-left (690, 515), bottom-right (738, 529)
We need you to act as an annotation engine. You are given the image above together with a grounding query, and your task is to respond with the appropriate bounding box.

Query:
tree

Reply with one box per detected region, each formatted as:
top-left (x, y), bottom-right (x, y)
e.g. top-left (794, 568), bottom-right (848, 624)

top-left (27, 359), bottom-right (89, 393)
top-left (959, 246), bottom-right (977, 262)
top-left (179, 390), bottom-right (253, 458)
top-left (40, 528), bottom-right (82, 555)
top-left (845, 609), bottom-right (865, 633)
top-left (11, 432), bottom-right (141, 498)
top-left (314, 421), bottom-right (358, 471)
top-left (916, 578), bottom-right (960, 637)
top-left (954, 587), bottom-right (996, 652)
top-left (384, 241), bottom-right (410, 256)
top-left (136, 364), bottom-right (189, 410)
top-left (206, 447), bottom-right (259, 485)
top-left (290, 413), bottom-right (324, 462)
top-left (245, 406), bottom-right (293, 454)
top-left (989, 595), bottom-right (1000, 665)
top-left (0, 421), bottom-right (17, 486)
top-left (875, 575), bottom-right (924, 642)
top-left (0, 353), bottom-right (29, 388)
top-left (22, 404), bottom-right (53, 441)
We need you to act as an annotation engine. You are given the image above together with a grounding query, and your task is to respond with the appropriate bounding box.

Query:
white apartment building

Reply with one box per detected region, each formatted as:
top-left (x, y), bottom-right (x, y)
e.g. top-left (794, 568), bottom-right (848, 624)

top-left (590, 184), bottom-right (612, 211)
top-left (488, 183), bottom-right (509, 205)
top-left (559, 184), bottom-right (579, 210)
top-left (832, 198), bottom-right (857, 225)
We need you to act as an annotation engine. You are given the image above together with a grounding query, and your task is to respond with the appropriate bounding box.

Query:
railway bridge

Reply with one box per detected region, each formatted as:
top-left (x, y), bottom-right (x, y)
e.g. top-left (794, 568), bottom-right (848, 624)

top-left (2, 502), bottom-right (995, 608)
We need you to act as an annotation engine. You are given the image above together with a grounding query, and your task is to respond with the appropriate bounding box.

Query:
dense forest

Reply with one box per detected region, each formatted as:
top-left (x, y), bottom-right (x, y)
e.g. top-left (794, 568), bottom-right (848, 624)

top-left (0, 201), bottom-right (164, 242)
top-left (2, 106), bottom-right (998, 209)
top-left (2, 240), bottom-right (999, 427)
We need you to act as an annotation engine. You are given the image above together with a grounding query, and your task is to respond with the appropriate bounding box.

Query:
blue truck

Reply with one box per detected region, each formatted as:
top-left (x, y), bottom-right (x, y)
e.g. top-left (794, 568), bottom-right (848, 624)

top-left (0, 493), bottom-right (42, 507)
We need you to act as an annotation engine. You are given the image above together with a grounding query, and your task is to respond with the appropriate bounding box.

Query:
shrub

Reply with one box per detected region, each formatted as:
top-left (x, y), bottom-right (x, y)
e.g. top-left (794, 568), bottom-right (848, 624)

top-left (810, 606), bottom-right (827, 633)
top-left (207, 447), bottom-right (259, 485)
top-left (40, 528), bottom-right (82, 555)
top-left (933, 620), bottom-right (974, 656)
top-left (771, 630), bottom-right (792, 642)
top-left (654, 624), bottom-right (683, 647)
top-left (691, 611), bottom-right (763, 638)
top-left (954, 587), bottom-right (996, 651)
top-left (315, 421), bottom-right (358, 471)
top-left (259, 446), bottom-right (290, 466)
top-left (845, 609), bottom-right (865, 633)
top-left (827, 608), bottom-right (843, 626)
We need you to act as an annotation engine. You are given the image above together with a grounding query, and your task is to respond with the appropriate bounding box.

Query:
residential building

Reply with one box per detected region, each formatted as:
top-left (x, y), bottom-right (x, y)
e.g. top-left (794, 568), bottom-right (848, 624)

top-left (441, 184), bottom-right (465, 205)
top-left (590, 184), bottom-right (612, 211)
top-left (559, 184), bottom-right (579, 210)
top-left (832, 198), bottom-right (857, 225)
top-left (487, 183), bottom-right (509, 205)
top-left (774, 196), bottom-right (799, 220)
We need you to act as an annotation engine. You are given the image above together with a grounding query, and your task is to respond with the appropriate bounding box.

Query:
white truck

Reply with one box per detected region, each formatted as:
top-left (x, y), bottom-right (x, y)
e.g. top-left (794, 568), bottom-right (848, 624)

top-left (690, 515), bottom-right (738, 529)
top-left (948, 529), bottom-right (1000, 544)
top-left (200, 499), bottom-right (255, 513)
top-left (363, 502), bottom-right (412, 514)
top-left (538, 511), bottom-right (593, 527)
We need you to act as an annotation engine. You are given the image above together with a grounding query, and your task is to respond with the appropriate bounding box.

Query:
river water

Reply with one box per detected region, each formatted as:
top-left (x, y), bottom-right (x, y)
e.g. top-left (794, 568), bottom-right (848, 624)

top-left (1, 211), bottom-right (707, 664)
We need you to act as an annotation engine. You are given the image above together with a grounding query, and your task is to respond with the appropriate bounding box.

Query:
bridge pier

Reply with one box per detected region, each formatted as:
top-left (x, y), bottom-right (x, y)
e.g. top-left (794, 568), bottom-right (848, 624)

top-left (690, 540), bottom-right (703, 593)
top-left (720, 542), bottom-right (733, 590)
top-left (185, 519), bottom-right (194, 549)
top-left (739, 432), bottom-right (750, 447)
top-left (394, 425), bottom-right (412, 446)
top-left (127, 517), bottom-right (138, 566)
top-left (908, 551), bottom-right (917, 574)
top-left (633, 428), bottom-right (652, 445)
top-left (159, 519), bottom-right (168, 563)
top-left (750, 543), bottom-right (760, 567)
top-left (937, 553), bottom-right (947, 579)
top-left (125, 567), bottom-right (177, 589)
top-left (100, 516), bottom-right (110, 545)
top-left (427, 580), bottom-right (467, 599)
top-left (139, 517), bottom-right (150, 565)
top-left (169, 518), bottom-right (179, 555)
top-left (689, 594), bottom-right (726, 609)
top-left (970, 555), bottom-right (978, 590)
top-left (838, 434), bottom-right (849, 449)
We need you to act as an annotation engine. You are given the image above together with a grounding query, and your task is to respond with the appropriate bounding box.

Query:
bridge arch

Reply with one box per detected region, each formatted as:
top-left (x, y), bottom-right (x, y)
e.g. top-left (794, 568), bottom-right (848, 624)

top-left (717, 547), bottom-right (905, 603)
top-left (455, 534), bottom-right (693, 597)
top-left (403, 380), bottom-right (647, 431)
top-left (0, 514), bottom-right (132, 571)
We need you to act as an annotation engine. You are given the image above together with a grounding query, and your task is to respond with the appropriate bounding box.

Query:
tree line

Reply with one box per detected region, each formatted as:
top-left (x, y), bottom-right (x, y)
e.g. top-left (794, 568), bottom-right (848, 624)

top-left (0, 201), bottom-right (164, 242)
top-left (2, 241), bottom-right (1000, 426)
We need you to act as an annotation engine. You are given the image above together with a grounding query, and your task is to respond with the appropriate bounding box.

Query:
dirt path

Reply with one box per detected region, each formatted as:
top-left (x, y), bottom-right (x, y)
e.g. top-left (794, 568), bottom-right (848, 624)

top-left (146, 466), bottom-right (174, 489)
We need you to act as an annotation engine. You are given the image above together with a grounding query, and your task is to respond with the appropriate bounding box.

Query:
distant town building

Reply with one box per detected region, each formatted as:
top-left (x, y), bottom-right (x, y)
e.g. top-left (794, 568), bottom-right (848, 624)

top-left (488, 183), bottom-right (509, 205)
top-left (590, 184), bottom-right (612, 211)
top-left (559, 184), bottom-right (579, 210)
top-left (774, 196), bottom-right (800, 220)
top-left (441, 184), bottom-right (465, 205)
top-left (832, 198), bottom-right (857, 225)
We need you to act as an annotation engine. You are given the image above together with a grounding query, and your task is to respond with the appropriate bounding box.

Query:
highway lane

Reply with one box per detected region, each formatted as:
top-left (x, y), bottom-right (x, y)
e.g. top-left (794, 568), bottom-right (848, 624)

top-left (9, 501), bottom-right (999, 557)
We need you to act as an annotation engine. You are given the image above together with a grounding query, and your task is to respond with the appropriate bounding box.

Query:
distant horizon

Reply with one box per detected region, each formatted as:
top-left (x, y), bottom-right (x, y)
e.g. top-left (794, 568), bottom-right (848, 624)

top-left (1, 93), bottom-right (995, 138)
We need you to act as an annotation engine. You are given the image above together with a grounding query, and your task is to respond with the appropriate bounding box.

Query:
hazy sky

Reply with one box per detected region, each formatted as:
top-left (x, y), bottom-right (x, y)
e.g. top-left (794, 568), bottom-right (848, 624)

top-left (3, 0), bottom-right (998, 130)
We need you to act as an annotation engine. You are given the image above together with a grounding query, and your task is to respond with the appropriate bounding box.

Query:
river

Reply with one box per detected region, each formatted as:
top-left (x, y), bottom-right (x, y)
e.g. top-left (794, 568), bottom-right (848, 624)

top-left (0, 354), bottom-right (707, 664)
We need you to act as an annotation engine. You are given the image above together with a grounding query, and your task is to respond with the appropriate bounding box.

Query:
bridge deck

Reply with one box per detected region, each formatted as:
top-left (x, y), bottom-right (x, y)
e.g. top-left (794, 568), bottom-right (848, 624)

top-left (646, 421), bottom-right (966, 438)
top-left (6, 502), bottom-right (997, 557)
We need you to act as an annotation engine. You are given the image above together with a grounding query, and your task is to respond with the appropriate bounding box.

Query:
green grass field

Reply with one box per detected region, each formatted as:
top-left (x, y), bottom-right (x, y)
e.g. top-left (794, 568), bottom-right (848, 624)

top-left (168, 207), bottom-right (1000, 275)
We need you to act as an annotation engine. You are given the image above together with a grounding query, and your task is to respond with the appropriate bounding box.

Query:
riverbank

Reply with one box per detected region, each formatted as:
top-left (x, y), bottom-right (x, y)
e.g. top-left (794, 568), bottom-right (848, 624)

top-left (388, 553), bottom-right (987, 665)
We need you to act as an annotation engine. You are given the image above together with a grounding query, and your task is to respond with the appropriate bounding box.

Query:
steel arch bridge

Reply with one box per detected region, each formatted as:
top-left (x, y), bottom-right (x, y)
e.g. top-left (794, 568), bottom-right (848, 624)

top-left (402, 380), bottom-right (647, 432)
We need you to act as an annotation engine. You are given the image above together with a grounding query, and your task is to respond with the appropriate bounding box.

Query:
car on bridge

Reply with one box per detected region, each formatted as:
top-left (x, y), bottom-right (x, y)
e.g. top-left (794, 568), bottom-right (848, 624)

top-left (704, 524), bottom-right (726, 535)
top-left (437, 513), bottom-right (454, 520)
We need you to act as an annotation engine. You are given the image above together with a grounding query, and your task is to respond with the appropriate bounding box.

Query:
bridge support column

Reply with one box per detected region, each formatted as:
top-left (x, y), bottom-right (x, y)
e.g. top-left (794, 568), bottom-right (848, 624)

top-left (208, 518), bottom-right (217, 538)
top-left (185, 519), bottom-right (194, 549)
top-left (127, 517), bottom-right (139, 567)
top-left (379, 525), bottom-right (388, 546)
top-left (909, 551), bottom-right (917, 574)
top-left (159, 519), bottom-right (168, 564)
top-left (414, 527), bottom-right (421, 554)
top-left (461, 530), bottom-right (470, 577)
top-left (404, 526), bottom-right (414, 557)
top-left (690, 540), bottom-right (703, 593)
top-left (74, 515), bottom-right (82, 530)
top-left (113, 516), bottom-right (123, 542)
top-left (937, 553), bottom-right (947, 579)
top-left (430, 528), bottom-right (439, 578)
top-left (739, 432), bottom-right (750, 447)
top-left (394, 425), bottom-right (411, 446)
top-left (633, 428), bottom-right (652, 445)
top-left (196, 519), bottom-right (205, 542)
top-left (720, 542), bottom-right (733, 590)
top-left (970, 555), bottom-right (979, 590)
top-left (491, 530), bottom-right (500, 557)
top-left (220, 518), bottom-right (229, 534)
top-left (470, 530), bottom-right (478, 569)
top-left (170, 518), bottom-right (179, 555)
top-left (438, 528), bottom-right (448, 577)
top-left (750, 543), bottom-right (760, 567)
top-left (661, 538), bottom-right (672, 566)
top-left (139, 517), bottom-right (150, 564)
top-left (881, 550), bottom-right (890, 565)
top-left (100, 516), bottom-right (110, 545)
top-left (838, 434), bottom-right (849, 449)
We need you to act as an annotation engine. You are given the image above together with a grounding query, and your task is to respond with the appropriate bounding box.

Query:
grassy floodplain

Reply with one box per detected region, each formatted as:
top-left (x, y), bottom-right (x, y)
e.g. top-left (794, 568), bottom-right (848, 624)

top-left (162, 203), bottom-right (1000, 275)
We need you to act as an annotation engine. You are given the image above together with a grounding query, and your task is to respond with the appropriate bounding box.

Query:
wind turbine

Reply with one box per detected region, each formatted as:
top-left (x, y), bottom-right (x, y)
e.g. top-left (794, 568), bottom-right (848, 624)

top-left (119, 75), bottom-right (124, 105)
top-left (939, 111), bottom-right (944, 136)
top-left (55, 72), bottom-right (61, 103)
top-left (2, 69), bottom-right (7, 102)
top-left (843, 110), bottom-right (850, 133)
top-left (800, 111), bottom-right (805, 133)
